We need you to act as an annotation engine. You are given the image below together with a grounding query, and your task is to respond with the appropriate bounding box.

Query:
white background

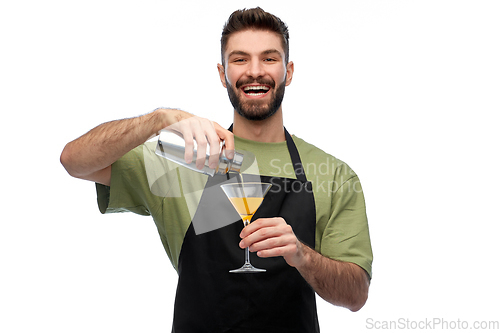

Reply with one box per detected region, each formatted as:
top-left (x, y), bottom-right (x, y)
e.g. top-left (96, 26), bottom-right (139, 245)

top-left (1, 0), bottom-right (499, 332)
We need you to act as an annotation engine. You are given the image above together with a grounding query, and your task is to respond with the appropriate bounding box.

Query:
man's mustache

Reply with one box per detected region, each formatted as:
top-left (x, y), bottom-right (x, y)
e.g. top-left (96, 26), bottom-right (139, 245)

top-left (235, 78), bottom-right (276, 89)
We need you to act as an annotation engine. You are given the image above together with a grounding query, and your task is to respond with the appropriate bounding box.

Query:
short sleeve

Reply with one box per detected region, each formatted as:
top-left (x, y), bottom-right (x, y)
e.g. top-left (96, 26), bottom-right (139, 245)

top-left (95, 144), bottom-right (161, 216)
top-left (320, 176), bottom-right (373, 279)
top-left (96, 183), bottom-right (111, 214)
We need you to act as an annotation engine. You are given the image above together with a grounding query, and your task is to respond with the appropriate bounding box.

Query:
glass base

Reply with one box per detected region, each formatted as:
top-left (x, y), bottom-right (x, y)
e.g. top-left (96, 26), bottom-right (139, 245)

top-left (229, 263), bottom-right (266, 273)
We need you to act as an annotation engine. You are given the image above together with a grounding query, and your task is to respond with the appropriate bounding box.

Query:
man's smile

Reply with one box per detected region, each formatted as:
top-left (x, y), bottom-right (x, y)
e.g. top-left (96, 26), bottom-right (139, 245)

top-left (241, 84), bottom-right (271, 98)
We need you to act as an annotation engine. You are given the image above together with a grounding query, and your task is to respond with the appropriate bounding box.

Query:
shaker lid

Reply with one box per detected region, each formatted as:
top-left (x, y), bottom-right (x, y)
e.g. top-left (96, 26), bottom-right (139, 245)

top-left (230, 151), bottom-right (244, 172)
top-left (215, 148), bottom-right (244, 175)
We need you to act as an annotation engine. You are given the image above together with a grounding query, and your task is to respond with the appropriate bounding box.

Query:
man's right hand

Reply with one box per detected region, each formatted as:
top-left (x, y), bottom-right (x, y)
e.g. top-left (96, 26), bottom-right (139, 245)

top-left (160, 109), bottom-right (234, 171)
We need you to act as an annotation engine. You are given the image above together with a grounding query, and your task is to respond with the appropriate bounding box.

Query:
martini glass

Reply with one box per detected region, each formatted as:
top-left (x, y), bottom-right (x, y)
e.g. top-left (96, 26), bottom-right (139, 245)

top-left (220, 182), bottom-right (272, 273)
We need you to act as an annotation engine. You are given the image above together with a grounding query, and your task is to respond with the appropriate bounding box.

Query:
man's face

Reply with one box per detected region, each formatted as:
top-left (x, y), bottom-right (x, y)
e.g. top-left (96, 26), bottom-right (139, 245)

top-left (218, 29), bottom-right (294, 121)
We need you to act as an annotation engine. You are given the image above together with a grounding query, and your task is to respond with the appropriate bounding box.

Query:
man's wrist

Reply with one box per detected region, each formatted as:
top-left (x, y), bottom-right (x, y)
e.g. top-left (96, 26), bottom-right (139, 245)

top-left (151, 107), bottom-right (174, 135)
top-left (152, 107), bottom-right (192, 135)
top-left (293, 241), bottom-right (314, 270)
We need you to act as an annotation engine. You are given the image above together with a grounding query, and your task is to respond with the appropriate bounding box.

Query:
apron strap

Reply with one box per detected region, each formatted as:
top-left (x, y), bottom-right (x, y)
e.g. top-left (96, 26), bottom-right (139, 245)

top-left (284, 128), bottom-right (308, 183)
top-left (227, 124), bottom-right (308, 182)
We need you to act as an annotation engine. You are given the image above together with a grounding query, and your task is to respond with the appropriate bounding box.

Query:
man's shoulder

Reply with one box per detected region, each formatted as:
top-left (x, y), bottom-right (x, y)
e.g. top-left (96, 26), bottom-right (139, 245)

top-left (292, 135), bottom-right (330, 159)
top-left (292, 135), bottom-right (357, 179)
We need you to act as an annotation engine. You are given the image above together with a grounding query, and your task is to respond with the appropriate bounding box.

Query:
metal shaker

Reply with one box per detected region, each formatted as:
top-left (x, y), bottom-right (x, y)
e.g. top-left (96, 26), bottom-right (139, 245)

top-left (155, 129), bottom-right (244, 176)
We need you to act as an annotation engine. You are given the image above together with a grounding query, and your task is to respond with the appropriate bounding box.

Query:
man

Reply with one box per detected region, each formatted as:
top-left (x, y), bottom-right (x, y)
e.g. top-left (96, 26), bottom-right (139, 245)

top-left (61, 7), bottom-right (373, 332)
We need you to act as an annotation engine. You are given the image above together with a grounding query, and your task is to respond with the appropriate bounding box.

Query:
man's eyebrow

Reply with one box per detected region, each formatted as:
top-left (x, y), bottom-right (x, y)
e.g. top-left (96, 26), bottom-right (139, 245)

top-left (261, 49), bottom-right (282, 56)
top-left (228, 50), bottom-right (250, 58)
top-left (227, 49), bottom-right (283, 58)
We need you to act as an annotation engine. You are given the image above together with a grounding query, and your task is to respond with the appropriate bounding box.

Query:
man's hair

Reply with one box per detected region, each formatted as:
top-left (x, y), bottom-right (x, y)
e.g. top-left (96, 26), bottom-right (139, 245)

top-left (221, 7), bottom-right (290, 67)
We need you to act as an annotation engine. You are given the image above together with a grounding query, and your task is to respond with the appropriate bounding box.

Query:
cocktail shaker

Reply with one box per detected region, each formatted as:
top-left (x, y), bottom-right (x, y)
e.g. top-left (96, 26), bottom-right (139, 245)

top-left (155, 129), bottom-right (244, 176)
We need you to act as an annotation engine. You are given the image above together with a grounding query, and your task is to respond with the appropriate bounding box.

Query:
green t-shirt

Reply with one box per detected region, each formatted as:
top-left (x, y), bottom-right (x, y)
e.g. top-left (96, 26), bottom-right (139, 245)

top-left (96, 135), bottom-right (373, 278)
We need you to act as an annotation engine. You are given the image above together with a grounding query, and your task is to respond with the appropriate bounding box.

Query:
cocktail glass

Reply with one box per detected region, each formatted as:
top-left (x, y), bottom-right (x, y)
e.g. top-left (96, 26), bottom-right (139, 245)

top-left (220, 182), bottom-right (272, 273)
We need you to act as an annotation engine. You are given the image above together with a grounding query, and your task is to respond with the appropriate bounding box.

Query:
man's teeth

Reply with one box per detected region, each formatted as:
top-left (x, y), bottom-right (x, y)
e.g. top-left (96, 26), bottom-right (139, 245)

top-left (243, 86), bottom-right (270, 95)
top-left (244, 85), bottom-right (269, 90)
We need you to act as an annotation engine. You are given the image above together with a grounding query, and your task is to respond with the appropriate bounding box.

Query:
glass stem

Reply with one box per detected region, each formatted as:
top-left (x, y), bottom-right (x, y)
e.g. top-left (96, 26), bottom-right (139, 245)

top-left (243, 218), bottom-right (251, 265)
top-left (245, 247), bottom-right (250, 265)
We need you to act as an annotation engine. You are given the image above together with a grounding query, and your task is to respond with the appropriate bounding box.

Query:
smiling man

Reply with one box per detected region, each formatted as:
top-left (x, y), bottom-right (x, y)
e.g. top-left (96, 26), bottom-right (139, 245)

top-left (61, 7), bottom-right (373, 332)
top-left (220, 34), bottom-right (290, 122)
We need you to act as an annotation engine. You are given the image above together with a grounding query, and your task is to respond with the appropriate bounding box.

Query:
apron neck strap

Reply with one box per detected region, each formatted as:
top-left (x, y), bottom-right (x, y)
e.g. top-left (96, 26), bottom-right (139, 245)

top-left (228, 124), bottom-right (308, 182)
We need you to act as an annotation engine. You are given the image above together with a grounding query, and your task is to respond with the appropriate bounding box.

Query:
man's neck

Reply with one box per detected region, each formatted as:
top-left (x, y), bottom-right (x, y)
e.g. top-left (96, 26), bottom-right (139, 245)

top-left (232, 108), bottom-right (286, 143)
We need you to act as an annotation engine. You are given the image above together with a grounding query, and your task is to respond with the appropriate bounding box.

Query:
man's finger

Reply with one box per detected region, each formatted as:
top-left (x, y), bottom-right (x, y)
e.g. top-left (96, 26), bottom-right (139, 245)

top-left (214, 122), bottom-right (234, 159)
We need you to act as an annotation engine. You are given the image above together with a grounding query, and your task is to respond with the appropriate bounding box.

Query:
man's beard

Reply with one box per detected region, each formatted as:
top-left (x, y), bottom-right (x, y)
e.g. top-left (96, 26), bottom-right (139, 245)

top-left (226, 76), bottom-right (286, 121)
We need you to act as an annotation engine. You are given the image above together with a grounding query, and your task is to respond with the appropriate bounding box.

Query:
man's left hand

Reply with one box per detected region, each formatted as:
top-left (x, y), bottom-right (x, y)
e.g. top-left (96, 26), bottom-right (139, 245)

top-left (239, 217), bottom-right (305, 268)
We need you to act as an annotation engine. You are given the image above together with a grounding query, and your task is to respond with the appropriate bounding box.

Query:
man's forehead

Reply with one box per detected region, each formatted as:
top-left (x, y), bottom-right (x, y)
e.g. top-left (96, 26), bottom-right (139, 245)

top-left (224, 29), bottom-right (285, 57)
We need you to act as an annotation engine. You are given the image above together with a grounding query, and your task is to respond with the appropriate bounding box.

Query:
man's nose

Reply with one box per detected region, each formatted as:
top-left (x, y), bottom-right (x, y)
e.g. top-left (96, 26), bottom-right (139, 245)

top-left (246, 59), bottom-right (265, 78)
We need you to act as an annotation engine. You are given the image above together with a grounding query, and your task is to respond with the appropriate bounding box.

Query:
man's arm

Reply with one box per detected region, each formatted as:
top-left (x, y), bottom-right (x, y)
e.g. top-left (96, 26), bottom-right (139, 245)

top-left (60, 108), bottom-right (234, 185)
top-left (293, 240), bottom-right (370, 312)
top-left (239, 217), bottom-right (370, 312)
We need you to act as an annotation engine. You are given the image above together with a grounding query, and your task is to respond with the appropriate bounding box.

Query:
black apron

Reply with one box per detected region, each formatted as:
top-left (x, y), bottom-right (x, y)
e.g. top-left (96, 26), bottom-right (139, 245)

top-left (172, 128), bottom-right (319, 333)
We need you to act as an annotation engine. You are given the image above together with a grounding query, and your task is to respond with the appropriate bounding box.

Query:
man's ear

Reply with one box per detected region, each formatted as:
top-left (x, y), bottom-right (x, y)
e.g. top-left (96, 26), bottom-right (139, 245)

top-left (285, 61), bottom-right (294, 86)
top-left (217, 63), bottom-right (227, 88)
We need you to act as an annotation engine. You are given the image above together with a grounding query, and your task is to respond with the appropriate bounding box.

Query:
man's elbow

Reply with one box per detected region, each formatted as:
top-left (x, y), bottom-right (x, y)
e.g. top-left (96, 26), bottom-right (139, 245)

top-left (348, 290), bottom-right (368, 312)
top-left (60, 144), bottom-right (85, 179)
top-left (60, 145), bottom-right (77, 177)
top-left (348, 270), bottom-right (370, 312)
top-left (60, 144), bottom-right (72, 172)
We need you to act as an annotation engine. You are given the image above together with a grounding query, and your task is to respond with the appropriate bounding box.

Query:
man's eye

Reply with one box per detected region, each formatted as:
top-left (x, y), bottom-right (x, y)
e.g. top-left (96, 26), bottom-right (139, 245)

top-left (264, 58), bottom-right (277, 62)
